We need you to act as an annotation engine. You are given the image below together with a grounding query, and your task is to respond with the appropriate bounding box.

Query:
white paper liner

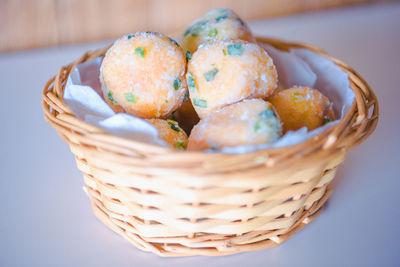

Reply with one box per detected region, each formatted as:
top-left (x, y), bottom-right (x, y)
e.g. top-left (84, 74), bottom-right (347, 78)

top-left (64, 58), bottom-right (167, 147)
top-left (64, 43), bottom-right (355, 154)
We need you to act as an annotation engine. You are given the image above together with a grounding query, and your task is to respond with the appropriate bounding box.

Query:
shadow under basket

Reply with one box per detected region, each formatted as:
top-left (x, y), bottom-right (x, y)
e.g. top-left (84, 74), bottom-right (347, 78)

top-left (42, 37), bottom-right (378, 257)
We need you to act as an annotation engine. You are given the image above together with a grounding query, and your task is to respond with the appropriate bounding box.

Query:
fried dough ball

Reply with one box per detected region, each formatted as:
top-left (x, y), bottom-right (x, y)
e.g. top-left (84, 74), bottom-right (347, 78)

top-left (187, 40), bottom-right (278, 118)
top-left (182, 8), bottom-right (256, 54)
top-left (100, 32), bottom-right (187, 118)
top-left (268, 86), bottom-right (335, 133)
top-left (188, 99), bottom-right (282, 151)
top-left (147, 119), bottom-right (188, 150)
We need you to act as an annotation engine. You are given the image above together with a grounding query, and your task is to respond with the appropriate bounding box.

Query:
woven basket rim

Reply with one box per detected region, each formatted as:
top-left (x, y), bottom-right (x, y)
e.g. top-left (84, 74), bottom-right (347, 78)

top-left (41, 36), bottom-right (379, 257)
top-left (42, 36), bottom-right (379, 163)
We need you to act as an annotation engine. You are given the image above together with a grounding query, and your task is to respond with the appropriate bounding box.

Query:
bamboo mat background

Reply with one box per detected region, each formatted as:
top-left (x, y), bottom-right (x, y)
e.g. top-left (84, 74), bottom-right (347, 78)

top-left (0, 0), bottom-right (394, 52)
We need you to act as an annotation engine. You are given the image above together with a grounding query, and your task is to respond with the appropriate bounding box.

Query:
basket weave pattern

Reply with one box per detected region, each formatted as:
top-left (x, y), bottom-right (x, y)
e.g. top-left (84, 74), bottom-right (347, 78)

top-left (42, 37), bottom-right (378, 257)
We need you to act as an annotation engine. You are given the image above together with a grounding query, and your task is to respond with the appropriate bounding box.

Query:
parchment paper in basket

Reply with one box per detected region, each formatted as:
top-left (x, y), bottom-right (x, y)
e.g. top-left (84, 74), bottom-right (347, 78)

top-left (63, 43), bottom-right (355, 153)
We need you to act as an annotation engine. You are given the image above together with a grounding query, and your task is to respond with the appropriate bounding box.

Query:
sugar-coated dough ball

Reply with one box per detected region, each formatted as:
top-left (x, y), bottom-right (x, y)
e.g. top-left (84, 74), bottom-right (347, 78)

top-left (187, 40), bottom-right (278, 119)
top-left (182, 8), bottom-right (256, 54)
top-left (170, 96), bottom-right (200, 135)
top-left (268, 86), bottom-right (335, 133)
top-left (188, 99), bottom-right (282, 151)
top-left (100, 32), bottom-right (187, 118)
top-left (147, 119), bottom-right (188, 150)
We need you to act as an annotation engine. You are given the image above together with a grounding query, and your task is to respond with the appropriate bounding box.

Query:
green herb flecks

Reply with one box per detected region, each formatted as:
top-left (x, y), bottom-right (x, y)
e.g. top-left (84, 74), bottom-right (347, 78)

top-left (206, 8), bottom-right (226, 19)
top-left (222, 49), bottom-right (227, 56)
top-left (183, 91), bottom-right (189, 102)
top-left (254, 113), bottom-right (282, 138)
top-left (204, 68), bottom-right (219, 82)
top-left (124, 92), bottom-right (137, 103)
top-left (324, 116), bottom-right (332, 124)
top-left (107, 91), bottom-right (118, 105)
top-left (193, 98), bottom-right (207, 108)
top-left (135, 47), bottom-right (145, 58)
top-left (259, 109), bottom-right (274, 119)
top-left (290, 92), bottom-right (301, 100)
top-left (208, 28), bottom-right (218, 38)
top-left (254, 119), bottom-right (275, 133)
top-left (173, 77), bottom-right (182, 91)
top-left (187, 73), bottom-right (196, 91)
top-left (185, 20), bottom-right (208, 37)
top-left (209, 142), bottom-right (219, 151)
top-left (171, 110), bottom-right (177, 121)
top-left (237, 17), bottom-right (245, 27)
top-left (169, 37), bottom-right (180, 47)
top-left (167, 120), bottom-right (181, 132)
top-left (185, 51), bottom-right (192, 62)
top-left (227, 43), bottom-right (244, 56)
top-left (176, 142), bottom-right (187, 150)
top-left (184, 28), bottom-right (191, 37)
top-left (127, 34), bottom-right (134, 39)
top-left (254, 120), bottom-right (265, 132)
top-left (215, 14), bottom-right (228, 23)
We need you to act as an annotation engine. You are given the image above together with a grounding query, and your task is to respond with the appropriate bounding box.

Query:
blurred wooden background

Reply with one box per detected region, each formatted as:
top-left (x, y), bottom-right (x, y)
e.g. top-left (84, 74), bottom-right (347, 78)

top-left (0, 0), bottom-right (394, 52)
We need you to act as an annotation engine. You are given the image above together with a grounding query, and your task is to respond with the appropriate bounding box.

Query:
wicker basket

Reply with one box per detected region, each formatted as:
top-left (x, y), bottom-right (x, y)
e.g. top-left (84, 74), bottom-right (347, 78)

top-left (42, 37), bottom-right (378, 257)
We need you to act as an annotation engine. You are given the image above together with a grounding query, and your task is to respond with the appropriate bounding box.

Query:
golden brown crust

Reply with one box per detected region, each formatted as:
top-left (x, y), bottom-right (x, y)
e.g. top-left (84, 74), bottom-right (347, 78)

top-left (147, 119), bottom-right (188, 150)
top-left (268, 86), bottom-right (335, 133)
top-left (182, 8), bottom-right (256, 54)
top-left (188, 99), bottom-right (282, 151)
top-left (100, 32), bottom-right (188, 119)
top-left (187, 40), bottom-right (278, 119)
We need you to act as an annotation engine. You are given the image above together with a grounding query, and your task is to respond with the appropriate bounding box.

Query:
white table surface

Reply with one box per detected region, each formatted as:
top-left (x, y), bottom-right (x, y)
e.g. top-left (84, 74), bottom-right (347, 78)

top-left (1, 3), bottom-right (399, 266)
